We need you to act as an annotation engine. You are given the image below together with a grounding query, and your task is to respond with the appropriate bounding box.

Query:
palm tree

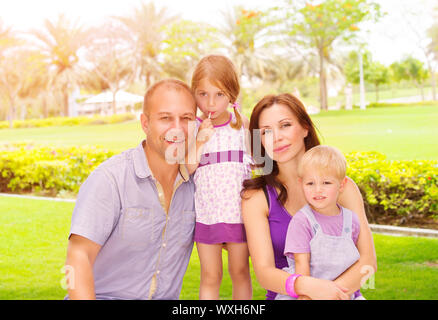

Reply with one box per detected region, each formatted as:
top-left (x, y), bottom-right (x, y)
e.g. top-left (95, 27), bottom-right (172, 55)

top-left (115, 2), bottom-right (177, 89)
top-left (0, 20), bottom-right (18, 57)
top-left (31, 14), bottom-right (88, 117)
top-left (85, 21), bottom-right (137, 115)
top-left (219, 6), bottom-right (273, 83)
top-left (161, 20), bottom-right (220, 82)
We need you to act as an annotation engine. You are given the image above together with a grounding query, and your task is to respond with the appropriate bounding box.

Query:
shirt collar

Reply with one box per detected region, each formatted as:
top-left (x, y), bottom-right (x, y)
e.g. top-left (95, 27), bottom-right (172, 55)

top-left (133, 140), bottom-right (190, 183)
top-left (133, 140), bottom-right (152, 179)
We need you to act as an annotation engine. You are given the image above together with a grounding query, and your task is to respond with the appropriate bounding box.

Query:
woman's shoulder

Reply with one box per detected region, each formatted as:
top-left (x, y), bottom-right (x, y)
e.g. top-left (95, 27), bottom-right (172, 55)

top-left (241, 187), bottom-right (269, 217)
top-left (241, 187), bottom-right (264, 201)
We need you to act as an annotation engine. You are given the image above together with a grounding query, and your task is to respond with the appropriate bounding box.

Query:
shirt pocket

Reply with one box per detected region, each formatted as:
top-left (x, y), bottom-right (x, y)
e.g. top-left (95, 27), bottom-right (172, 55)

top-left (178, 210), bottom-right (195, 246)
top-left (121, 207), bottom-right (154, 248)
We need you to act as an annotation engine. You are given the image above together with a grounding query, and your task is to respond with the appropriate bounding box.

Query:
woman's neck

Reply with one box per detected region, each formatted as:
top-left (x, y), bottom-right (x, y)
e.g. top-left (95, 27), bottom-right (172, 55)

top-left (276, 150), bottom-right (304, 186)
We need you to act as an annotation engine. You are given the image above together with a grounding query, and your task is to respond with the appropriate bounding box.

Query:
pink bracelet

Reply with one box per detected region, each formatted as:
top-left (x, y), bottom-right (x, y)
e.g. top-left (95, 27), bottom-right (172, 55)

top-left (285, 274), bottom-right (302, 298)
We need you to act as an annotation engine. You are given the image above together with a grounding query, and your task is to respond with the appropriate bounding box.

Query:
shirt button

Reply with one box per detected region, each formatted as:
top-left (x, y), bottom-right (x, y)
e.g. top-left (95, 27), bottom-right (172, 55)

top-left (157, 270), bottom-right (160, 274)
top-left (163, 243), bottom-right (166, 247)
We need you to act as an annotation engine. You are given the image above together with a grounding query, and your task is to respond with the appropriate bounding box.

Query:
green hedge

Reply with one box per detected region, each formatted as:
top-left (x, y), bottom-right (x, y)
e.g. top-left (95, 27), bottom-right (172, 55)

top-left (0, 113), bottom-right (136, 130)
top-left (0, 146), bottom-right (437, 223)
top-left (346, 151), bottom-right (438, 223)
top-left (0, 143), bottom-right (114, 197)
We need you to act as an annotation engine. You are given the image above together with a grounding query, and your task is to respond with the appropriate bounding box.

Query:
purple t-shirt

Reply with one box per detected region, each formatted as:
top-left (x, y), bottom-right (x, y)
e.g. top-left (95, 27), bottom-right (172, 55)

top-left (284, 206), bottom-right (360, 259)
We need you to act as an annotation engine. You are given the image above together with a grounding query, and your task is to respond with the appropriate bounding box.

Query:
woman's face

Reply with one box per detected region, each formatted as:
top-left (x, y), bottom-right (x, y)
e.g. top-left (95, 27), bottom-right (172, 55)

top-left (258, 103), bottom-right (308, 164)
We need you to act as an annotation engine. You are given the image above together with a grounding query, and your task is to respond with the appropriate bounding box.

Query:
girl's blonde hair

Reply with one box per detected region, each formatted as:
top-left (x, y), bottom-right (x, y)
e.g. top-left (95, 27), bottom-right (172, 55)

top-left (298, 145), bottom-right (347, 181)
top-left (191, 55), bottom-right (242, 130)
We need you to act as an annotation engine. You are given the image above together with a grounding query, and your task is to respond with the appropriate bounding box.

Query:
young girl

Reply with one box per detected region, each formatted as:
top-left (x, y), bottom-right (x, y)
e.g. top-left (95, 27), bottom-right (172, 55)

top-left (275, 145), bottom-right (364, 300)
top-left (189, 55), bottom-right (253, 300)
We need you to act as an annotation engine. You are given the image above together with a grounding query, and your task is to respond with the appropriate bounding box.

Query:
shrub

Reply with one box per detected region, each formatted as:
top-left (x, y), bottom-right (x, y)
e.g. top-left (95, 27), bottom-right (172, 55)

top-left (0, 143), bottom-right (114, 197)
top-left (346, 151), bottom-right (438, 224)
top-left (0, 114), bottom-right (136, 130)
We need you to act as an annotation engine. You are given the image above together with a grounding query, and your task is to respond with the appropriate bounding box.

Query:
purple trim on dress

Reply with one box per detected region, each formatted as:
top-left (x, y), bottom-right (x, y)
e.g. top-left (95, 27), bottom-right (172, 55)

top-left (196, 113), bottom-right (232, 128)
top-left (198, 150), bottom-right (244, 168)
top-left (194, 222), bottom-right (247, 244)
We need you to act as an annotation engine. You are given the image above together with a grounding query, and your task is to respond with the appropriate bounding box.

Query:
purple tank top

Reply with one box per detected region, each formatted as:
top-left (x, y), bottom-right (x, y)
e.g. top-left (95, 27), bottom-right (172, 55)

top-left (265, 184), bottom-right (292, 300)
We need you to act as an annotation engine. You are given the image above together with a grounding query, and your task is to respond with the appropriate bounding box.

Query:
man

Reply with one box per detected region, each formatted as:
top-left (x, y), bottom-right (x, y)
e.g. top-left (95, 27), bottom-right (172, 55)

top-left (65, 79), bottom-right (197, 300)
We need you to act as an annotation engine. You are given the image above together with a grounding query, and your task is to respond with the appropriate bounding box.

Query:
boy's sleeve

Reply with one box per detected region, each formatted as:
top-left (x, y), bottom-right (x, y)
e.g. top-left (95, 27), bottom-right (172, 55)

top-left (351, 211), bottom-right (361, 245)
top-left (69, 168), bottom-right (120, 246)
top-left (284, 211), bottom-right (313, 258)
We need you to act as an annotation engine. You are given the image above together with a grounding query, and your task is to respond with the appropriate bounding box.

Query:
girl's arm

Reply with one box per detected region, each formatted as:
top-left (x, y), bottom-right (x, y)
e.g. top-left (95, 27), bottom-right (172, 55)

top-left (185, 119), bottom-right (214, 175)
top-left (242, 189), bottom-right (349, 300)
top-left (335, 177), bottom-right (377, 294)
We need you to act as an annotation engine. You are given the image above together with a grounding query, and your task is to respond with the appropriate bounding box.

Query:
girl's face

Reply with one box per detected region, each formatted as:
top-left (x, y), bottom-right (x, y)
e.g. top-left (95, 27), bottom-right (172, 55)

top-left (258, 103), bottom-right (308, 164)
top-left (194, 78), bottom-right (231, 123)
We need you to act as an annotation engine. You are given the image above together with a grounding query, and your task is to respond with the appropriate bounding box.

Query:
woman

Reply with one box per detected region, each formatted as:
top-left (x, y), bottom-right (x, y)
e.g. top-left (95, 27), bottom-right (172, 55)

top-left (241, 93), bottom-right (377, 300)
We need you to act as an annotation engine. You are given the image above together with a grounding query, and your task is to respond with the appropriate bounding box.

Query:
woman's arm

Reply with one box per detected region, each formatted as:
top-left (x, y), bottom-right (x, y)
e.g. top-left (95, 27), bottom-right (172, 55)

top-left (242, 189), bottom-right (290, 294)
top-left (335, 177), bottom-right (377, 294)
top-left (242, 189), bottom-right (349, 300)
top-left (293, 253), bottom-right (311, 300)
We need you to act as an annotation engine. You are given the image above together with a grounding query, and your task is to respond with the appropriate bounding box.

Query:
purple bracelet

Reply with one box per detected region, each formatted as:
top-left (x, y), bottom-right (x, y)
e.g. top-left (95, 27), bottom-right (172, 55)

top-left (285, 274), bottom-right (302, 298)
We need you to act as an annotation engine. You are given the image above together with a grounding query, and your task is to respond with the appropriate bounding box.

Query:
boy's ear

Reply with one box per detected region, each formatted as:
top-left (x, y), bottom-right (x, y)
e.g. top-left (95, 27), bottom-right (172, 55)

top-left (339, 177), bottom-right (348, 192)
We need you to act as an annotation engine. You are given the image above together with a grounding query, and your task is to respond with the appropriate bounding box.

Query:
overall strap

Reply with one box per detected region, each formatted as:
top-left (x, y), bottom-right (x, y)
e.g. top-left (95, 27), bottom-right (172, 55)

top-left (341, 206), bottom-right (353, 237)
top-left (300, 204), bottom-right (321, 235)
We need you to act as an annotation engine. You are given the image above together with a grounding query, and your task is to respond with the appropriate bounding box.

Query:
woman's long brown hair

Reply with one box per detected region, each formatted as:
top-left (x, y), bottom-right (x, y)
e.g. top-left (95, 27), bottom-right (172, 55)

top-left (241, 93), bottom-right (320, 205)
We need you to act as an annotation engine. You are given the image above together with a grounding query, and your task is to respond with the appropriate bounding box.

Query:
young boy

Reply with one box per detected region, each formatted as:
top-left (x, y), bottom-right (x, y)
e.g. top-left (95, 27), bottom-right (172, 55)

top-left (276, 145), bottom-right (364, 300)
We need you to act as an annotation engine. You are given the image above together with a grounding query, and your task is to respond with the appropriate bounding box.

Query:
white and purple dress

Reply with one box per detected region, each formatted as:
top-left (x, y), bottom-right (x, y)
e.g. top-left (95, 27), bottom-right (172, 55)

top-left (193, 112), bottom-right (252, 244)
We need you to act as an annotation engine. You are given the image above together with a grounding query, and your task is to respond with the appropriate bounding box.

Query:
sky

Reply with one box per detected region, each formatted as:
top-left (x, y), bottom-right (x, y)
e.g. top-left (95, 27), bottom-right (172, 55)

top-left (0, 0), bottom-right (436, 65)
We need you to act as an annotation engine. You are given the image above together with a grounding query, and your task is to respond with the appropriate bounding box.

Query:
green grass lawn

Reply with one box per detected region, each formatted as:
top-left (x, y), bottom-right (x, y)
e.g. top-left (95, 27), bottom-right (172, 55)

top-left (0, 105), bottom-right (436, 160)
top-left (1, 195), bottom-right (437, 300)
top-left (311, 105), bottom-right (438, 160)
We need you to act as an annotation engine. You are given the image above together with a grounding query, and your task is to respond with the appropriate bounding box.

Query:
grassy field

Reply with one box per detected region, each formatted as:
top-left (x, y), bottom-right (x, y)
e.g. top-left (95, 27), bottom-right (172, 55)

top-left (1, 195), bottom-right (438, 300)
top-left (0, 104), bottom-right (436, 160)
top-left (311, 105), bottom-right (438, 160)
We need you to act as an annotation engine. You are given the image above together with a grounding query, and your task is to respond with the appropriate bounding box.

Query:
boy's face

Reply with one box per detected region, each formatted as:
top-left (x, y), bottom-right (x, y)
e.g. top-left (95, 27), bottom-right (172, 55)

top-left (300, 169), bottom-right (347, 213)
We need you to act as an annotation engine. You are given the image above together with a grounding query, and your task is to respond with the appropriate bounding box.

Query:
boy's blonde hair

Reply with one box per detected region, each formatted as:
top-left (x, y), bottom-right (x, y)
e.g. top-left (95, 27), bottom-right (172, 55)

top-left (191, 55), bottom-right (242, 130)
top-left (298, 145), bottom-right (347, 181)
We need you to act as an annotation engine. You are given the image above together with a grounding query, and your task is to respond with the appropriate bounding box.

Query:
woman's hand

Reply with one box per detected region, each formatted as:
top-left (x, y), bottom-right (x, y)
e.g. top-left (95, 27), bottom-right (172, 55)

top-left (296, 276), bottom-right (350, 300)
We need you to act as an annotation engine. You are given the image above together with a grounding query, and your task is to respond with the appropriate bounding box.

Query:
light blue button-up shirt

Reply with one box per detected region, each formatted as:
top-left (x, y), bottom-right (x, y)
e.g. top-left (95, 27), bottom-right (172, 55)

top-left (67, 140), bottom-right (195, 300)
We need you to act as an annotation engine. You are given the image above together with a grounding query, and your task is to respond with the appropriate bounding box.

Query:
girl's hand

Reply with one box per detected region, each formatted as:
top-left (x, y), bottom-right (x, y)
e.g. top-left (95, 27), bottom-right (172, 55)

top-left (297, 276), bottom-right (350, 300)
top-left (197, 118), bottom-right (214, 144)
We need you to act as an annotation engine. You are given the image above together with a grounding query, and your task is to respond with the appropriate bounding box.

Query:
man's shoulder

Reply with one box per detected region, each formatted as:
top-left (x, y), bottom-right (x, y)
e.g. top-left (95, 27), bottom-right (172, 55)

top-left (96, 147), bottom-right (135, 173)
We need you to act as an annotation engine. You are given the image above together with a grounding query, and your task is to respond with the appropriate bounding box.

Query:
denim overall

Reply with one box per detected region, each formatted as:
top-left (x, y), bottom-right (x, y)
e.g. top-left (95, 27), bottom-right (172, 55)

top-left (276, 204), bottom-right (362, 300)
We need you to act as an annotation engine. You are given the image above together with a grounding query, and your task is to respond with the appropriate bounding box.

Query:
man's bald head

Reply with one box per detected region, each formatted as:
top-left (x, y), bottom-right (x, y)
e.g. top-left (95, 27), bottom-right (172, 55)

top-left (143, 79), bottom-right (196, 115)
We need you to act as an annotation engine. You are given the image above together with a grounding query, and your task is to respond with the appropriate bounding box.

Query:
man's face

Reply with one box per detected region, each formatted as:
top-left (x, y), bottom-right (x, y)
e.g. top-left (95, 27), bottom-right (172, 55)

top-left (141, 86), bottom-right (196, 163)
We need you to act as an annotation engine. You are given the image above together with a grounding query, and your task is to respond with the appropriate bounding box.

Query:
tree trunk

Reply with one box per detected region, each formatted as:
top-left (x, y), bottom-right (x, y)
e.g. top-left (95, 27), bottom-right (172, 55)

top-left (420, 84), bottom-right (425, 101)
top-left (42, 95), bottom-right (49, 118)
top-left (431, 71), bottom-right (437, 101)
top-left (8, 100), bottom-right (15, 129)
top-left (63, 90), bottom-right (69, 117)
top-left (112, 90), bottom-right (117, 115)
top-left (319, 49), bottom-right (328, 110)
top-left (375, 84), bottom-right (379, 102)
top-left (146, 71), bottom-right (151, 89)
